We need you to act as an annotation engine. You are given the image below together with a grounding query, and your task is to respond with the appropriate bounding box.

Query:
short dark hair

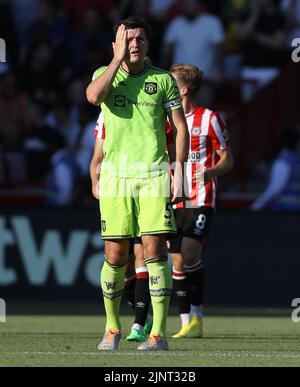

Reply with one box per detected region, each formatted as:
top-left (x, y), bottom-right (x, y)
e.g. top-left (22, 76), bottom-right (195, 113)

top-left (114, 17), bottom-right (151, 40)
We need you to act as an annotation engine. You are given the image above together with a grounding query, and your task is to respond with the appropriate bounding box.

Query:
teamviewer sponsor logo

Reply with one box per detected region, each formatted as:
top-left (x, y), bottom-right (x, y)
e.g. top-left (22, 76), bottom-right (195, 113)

top-left (291, 298), bottom-right (300, 323)
top-left (0, 38), bottom-right (6, 63)
top-left (291, 39), bottom-right (300, 63)
top-left (0, 298), bottom-right (6, 323)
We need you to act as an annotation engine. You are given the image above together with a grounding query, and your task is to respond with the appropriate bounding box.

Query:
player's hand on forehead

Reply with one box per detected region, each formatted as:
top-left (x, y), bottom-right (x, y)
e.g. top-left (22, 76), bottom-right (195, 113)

top-left (112, 24), bottom-right (127, 62)
top-left (116, 24), bottom-right (126, 39)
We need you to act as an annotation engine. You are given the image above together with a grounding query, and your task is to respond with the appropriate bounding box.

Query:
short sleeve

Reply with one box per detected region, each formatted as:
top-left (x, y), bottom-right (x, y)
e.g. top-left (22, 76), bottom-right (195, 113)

top-left (209, 112), bottom-right (229, 150)
top-left (163, 74), bottom-right (182, 112)
top-left (92, 66), bottom-right (107, 81)
top-left (164, 19), bottom-right (180, 45)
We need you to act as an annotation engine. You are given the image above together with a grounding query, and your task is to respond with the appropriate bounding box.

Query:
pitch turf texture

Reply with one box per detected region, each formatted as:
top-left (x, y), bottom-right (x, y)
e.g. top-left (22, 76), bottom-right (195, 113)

top-left (1, 313), bottom-right (300, 367)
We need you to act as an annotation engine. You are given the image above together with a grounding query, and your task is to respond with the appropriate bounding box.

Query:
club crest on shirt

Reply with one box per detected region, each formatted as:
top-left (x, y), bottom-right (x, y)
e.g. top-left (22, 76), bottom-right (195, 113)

top-left (192, 127), bottom-right (201, 136)
top-left (144, 82), bottom-right (158, 95)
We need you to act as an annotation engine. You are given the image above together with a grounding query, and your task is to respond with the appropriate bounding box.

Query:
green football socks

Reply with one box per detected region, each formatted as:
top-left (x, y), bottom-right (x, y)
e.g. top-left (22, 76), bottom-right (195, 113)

top-left (145, 257), bottom-right (172, 337)
top-left (101, 258), bottom-right (126, 331)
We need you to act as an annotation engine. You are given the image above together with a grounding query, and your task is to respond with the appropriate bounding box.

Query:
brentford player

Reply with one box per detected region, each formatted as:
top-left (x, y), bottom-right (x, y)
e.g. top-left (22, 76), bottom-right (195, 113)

top-left (168, 64), bottom-right (234, 338)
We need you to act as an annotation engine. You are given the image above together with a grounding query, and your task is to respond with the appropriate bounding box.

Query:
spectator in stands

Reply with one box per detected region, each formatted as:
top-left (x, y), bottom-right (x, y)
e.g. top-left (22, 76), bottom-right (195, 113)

top-left (61, 0), bottom-right (115, 28)
top-left (33, 0), bottom-right (69, 47)
top-left (163, 0), bottom-right (224, 106)
top-left (75, 104), bottom-right (98, 177)
top-left (19, 0), bottom-right (70, 72)
top-left (222, 0), bottom-right (251, 78)
top-left (45, 102), bottom-right (80, 149)
top-left (149, 0), bottom-right (176, 19)
top-left (67, 78), bottom-right (86, 126)
top-left (68, 5), bottom-right (113, 70)
top-left (163, 0), bottom-right (224, 80)
top-left (45, 129), bottom-right (79, 207)
top-left (11, 0), bottom-right (38, 46)
top-left (251, 127), bottom-right (300, 211)
top-left (0, 69), bottom-right (36, 183)
top-left (238, 0), bottom-right (289, 100)
top-left (20, 41), bottom-right (59, 113)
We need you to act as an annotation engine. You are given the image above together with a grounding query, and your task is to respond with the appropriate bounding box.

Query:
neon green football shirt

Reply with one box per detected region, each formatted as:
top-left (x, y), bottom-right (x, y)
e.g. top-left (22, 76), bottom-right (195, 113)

top-left (92, 64), bottom-right (182, 178)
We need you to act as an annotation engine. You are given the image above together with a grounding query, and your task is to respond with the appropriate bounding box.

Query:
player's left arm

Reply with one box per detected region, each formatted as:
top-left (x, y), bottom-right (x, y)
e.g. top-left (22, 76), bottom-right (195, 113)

top-left (205, 148), bottom-right (234, 184)
top-left (168, 108), bottom-right (189, 203)
top-left (205, 112), bottom-right (234, 184)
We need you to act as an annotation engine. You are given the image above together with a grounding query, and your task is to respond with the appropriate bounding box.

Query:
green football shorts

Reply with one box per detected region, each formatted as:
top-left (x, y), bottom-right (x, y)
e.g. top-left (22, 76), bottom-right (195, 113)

top-left (99, 172), bottom-right (177, 239)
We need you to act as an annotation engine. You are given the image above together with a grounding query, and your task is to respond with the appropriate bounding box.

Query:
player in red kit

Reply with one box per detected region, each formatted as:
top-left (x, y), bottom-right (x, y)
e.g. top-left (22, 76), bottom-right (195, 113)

top-left (168, 64), bottom-right (234, 338)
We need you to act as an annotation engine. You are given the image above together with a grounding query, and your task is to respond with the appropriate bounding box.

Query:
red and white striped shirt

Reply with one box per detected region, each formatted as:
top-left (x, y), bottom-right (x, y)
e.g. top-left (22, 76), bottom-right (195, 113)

top-left (174, 107), bottom-right (230, 209)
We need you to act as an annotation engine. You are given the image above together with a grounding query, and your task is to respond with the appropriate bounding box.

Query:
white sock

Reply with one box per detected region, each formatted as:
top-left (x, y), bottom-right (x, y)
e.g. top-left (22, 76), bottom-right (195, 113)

top-left (133, 323), bottom-right (144, 332)
top-left (180, 313), bottom-right (190, 327)
top-left (190, 305), bottom-right (203, 318)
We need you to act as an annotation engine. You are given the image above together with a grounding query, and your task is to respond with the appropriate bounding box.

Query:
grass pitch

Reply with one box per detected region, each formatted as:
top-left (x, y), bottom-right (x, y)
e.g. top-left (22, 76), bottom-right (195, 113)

top-left (1, 314), bottom-right (300, 367)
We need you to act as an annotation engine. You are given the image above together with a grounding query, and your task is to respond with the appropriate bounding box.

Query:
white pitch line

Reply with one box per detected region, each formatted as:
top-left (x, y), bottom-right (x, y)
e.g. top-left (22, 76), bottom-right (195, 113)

top-left (1, 352), bottom-right (300, 360)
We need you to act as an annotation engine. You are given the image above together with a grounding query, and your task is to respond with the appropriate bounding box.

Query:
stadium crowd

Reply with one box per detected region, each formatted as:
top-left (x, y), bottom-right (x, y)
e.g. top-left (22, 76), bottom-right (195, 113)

top-left (0, 0), bottom-right (297, 206)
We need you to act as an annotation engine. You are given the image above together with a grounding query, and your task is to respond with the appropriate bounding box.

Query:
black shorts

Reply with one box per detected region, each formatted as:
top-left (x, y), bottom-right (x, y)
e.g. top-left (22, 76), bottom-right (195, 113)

top-left (168, 207), bottom-right (214, 254)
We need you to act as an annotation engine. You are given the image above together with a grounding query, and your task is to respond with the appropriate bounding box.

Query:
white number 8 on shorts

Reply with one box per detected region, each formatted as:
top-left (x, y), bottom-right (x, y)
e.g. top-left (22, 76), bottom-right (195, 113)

top-left (195, 214), bottom-right (207, 232)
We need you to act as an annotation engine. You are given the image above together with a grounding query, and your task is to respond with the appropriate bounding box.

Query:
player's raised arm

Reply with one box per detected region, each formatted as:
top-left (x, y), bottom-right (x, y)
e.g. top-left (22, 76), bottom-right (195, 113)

top-left (86, 25), bottom-right (127, 105)
top-left (168, 108), bottom-right (189, 203)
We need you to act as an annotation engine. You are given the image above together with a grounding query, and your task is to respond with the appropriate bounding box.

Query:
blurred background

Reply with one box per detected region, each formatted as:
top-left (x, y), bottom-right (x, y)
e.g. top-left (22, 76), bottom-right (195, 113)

top-left (0, 0), bottom-right (299, 313)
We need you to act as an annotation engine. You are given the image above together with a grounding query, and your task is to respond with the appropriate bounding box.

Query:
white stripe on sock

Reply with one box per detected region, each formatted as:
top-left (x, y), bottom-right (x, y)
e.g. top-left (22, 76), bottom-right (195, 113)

top-left (136, 267), bottom-right (148, 274)
top-left (133, 323), bottom-right (144, 332)
top-left (180, 313), bottom-right (190, 327)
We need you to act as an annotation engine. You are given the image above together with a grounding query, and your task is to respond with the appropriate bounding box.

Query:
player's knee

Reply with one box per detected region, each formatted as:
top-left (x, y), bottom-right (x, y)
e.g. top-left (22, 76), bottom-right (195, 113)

top-left (106, 254), bottom-right (127, 267)
top-left (183, 253), bottom-right (201, 267)
top-left (142, 236), bottom-right (167, 259)
top-left (144, 250), bottom-right (165, 260)
top-left (182, 244), bottom-right (203, 266)
top-left (143, 245), bottom-right (167, 259)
